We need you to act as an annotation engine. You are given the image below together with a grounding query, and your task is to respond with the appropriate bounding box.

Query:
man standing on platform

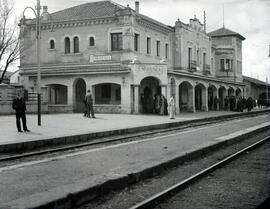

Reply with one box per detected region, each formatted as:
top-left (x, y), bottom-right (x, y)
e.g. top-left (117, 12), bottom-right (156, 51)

top-left (85, 89), bottom-right (96, 118)
top-left (12, 90), bottom-right (30, 132)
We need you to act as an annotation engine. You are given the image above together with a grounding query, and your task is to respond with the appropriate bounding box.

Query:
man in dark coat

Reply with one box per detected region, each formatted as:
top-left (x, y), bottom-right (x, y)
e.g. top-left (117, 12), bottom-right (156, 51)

top-left (85, 89), bottom-right (95, 118)
top-left (246, 97), bottom-right (253, 111)
top-left (12, 91), bottom-right (30, 132)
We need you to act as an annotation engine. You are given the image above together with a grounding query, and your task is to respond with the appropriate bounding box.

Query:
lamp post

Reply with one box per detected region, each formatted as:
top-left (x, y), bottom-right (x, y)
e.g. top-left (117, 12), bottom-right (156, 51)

top-left (22, 0), bottom-right (42, 126)
top-left (266, 77), bottom-right (268, 105)
top-left (267, 45), bottom-right (270, 105)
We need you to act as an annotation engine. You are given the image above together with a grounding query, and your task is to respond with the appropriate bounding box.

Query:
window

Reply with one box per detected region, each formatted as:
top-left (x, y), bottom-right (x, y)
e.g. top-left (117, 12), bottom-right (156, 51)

top-left (156, 40), bottom-right (160, 57)
top-left (73, 36), bottom-right (79, 53)
top-left (188, 48), bottom-right (192, 69)
top-left (101, 84), bottom-right (111, 98)
top-left (89, 37), bottom-right (95, 46)
top-left (111, 33), bottom-right (122, 51)
top-left (49, 40), bottom-right (55, 49)
top-left (116, 88), bottom-right (121, 101)
top-left (197, 49), bottom-right (199, 64)
top-left (220, 59), bottom-right (225, 71)
top-left (64, 37), bottom-right (70, 54)
top-left (147, 37), bottom-right (151, 54)
top-left (203, 52), bottom-right (206, 69)
top-left (165, 43), bottom-right (169, 59)
top-left (226, 59), bottom-right (232, 70)
top-left (134, 33), bottom-right (139, 52)
top-left (221, 59), bottom-right (233, 71)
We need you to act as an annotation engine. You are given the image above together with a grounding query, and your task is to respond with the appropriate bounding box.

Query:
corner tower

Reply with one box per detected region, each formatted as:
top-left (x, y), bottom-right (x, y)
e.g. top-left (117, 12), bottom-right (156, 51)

top-left (208, 27), bottom-right (245, 82)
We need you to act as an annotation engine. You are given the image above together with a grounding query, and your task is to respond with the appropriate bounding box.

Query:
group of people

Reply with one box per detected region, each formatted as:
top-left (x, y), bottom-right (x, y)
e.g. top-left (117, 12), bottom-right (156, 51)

top-left (141, 93), bottom-right (176, 119)
top-left (208, 95), bottom-right (256, 112)
top-left (223, 96), bottom-right (255, 112)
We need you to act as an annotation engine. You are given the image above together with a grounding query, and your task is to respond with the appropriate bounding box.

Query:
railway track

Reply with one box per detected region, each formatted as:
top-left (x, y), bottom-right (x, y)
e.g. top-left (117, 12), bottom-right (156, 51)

top-left (129, 135), bottom-right (270, 209)
top-left (0, 112), bottom-right (269, 163)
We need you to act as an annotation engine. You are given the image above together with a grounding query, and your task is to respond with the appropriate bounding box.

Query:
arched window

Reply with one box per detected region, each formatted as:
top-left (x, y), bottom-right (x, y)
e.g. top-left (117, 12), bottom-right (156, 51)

top-left (64, 37), bottom-right (70, 54)
top-left (89, 37), bottom-right (95, 46)
top-left (49, 40), bottom-right (55, 49)
top-left (73, 36), bottom-right (79, 53)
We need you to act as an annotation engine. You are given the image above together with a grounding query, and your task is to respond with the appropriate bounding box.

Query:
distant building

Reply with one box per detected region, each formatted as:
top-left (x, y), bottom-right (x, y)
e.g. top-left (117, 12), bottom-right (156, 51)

top-left (0, 70), bottom-right (13, 84)
top-left (243, 76), bottom-right (270, 100)
top-left (19, 0), bottom-right (246, 113)
top-left (9, 70), bottom-right (22, 84)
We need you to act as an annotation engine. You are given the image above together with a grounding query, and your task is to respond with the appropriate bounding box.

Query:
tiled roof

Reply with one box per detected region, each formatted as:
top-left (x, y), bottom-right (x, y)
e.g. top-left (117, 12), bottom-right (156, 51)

top-left (208, 27), bottom-right (245, 40)
top-left (243, 75), bottom-right (270, 86)
top-left (49, 1), bottom-right (124, 21)
top-left (43, 0), bottom-right (172, 31)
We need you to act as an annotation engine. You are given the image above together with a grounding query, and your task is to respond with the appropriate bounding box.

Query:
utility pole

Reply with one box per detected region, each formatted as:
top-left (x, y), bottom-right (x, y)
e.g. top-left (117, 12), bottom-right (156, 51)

top-left (36, 0), bottom-right (41, 126)
top-left (22, 0), bottom-right (42, 126)
top-left (267, 77), bottom-right (268, 104)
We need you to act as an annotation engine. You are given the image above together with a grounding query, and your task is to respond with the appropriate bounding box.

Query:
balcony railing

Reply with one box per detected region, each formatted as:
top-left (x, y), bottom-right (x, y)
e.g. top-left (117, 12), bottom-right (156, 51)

top-left (203, 64), bottom-right (211, 75)
top-left (188, 60), bottom-right (197, 72)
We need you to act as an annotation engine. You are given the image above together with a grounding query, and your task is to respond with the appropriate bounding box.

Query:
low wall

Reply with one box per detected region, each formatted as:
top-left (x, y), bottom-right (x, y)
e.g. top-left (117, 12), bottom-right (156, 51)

top-left (47, 104), bottom-right (121, 113)
top-left (48, 105), bottom-right (73, 113)
top-left (0, 101), bottom-right (49, 115)
top-left (94, 105), bottom-right (121, 113)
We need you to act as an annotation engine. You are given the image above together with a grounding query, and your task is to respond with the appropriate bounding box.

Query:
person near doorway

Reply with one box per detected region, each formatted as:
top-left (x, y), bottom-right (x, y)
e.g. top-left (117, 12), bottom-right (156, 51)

top-left (246, 97), bottom-right (253, 111)
top-left (12, 90), bottom-right (30, 132)
top-left (83, 96), bottom-right (87, 117)
top-left (164, 96), bottom-right (168, 115)
top-left (224, 96), bottom-right (229, 111)
top-left (168, 96), bottom-right (176, 119)
top-left (214, 96), bottom-right (219, 111)
top-left (160, 94), bottom-right (166, 115)
top-left (154, 94), bottom-right (161, 114)
top-left (140, 93), bottom-right (146, 113)
top-left (159, 94), bottom-right (168, 115)
top-left (85, 89), bottom-right (95, 118)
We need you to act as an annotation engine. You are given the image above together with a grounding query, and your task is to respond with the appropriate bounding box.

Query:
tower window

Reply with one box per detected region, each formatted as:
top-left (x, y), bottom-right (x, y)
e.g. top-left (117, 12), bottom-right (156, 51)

top-left (156, 40), bottom-right (160, 57)
top-left (165, 43), bottom-right (169, 59)
top-left (64, 37), bottom-right (70, 54)
top-left (111, 33), bottom-right (123, 51)
top-left (49, 40), bottom-right (55, 49)
top-left (147, 37), bottom-right (151, 54)
top-left (89, 37), bottom-right (95, 46)
top-left (73, 36), bottom-right (79, 53)
top-left (134, 33), bottom-right (139, 52)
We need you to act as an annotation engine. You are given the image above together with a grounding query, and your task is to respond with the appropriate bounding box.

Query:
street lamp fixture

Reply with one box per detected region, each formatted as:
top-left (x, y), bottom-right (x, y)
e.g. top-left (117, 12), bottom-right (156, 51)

top-left (21, 0), bottom-right (42, 126)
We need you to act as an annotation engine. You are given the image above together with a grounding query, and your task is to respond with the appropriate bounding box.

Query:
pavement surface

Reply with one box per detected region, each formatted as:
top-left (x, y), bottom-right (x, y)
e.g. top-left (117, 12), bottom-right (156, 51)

top-left (0, 109), bottom-right (270, 209)
top-left (0, 109), bottom-right (266, 146)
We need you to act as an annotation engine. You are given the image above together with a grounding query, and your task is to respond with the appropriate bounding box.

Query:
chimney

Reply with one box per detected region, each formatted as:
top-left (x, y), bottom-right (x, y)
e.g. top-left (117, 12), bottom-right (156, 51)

top-left (135, 1), bottom-right (139, 13)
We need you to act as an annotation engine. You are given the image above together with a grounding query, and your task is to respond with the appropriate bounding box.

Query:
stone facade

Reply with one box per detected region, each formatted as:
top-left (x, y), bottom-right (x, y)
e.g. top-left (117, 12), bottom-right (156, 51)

top-left (19, 1), bottom-right (246, 114)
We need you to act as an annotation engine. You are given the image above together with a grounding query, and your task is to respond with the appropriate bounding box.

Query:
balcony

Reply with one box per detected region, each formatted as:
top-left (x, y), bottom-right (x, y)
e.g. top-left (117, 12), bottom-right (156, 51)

top-left (203, 64), bottom-right (211, 75)
top-left (188, 60), bottom-right (197, 72)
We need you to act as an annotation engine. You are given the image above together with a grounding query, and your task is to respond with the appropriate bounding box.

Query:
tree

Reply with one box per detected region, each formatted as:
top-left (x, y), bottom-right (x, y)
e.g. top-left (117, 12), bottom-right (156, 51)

top-left (0, 0), bottom-right (20, 84)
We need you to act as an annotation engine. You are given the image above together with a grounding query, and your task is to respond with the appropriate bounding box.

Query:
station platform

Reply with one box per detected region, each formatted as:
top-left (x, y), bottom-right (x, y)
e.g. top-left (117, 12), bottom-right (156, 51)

top-left (1, 109), bottom-right (269, 153)
top-left (0, 109), bottom-right (270, 209)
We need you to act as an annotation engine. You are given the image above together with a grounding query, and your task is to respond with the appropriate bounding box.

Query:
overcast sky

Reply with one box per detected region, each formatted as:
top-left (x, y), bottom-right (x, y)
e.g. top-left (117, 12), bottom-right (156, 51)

top-left (14, 0), bottom-right (270, 82)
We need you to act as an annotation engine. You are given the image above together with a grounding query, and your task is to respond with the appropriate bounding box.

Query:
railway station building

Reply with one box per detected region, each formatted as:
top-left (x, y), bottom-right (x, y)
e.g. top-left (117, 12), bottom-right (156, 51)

top-left (19, 0), bottom-right (246, 114)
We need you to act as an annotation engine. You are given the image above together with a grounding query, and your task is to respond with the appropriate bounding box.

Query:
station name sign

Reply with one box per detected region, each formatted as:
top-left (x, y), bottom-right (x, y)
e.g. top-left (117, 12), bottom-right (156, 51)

top-left (89, 55), bottom-right (112, 63)
top-left (137, 65), bottom-right (164, 76)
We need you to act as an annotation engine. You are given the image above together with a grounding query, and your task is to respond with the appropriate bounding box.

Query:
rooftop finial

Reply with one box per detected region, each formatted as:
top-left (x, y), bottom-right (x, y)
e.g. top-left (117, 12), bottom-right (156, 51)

top-left (204, 10), bottom-right (206, 32)
top-left (222, 4), bottom-right (225, 28)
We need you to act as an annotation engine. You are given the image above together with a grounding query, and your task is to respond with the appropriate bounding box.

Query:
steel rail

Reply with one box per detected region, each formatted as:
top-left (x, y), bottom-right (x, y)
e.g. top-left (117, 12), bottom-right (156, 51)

top-left (129, 136), bottom-right (270, 209)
